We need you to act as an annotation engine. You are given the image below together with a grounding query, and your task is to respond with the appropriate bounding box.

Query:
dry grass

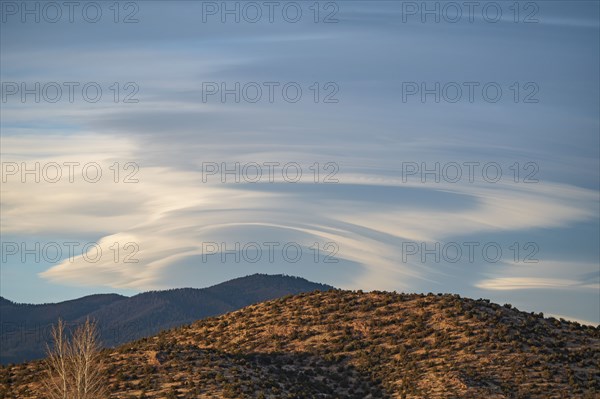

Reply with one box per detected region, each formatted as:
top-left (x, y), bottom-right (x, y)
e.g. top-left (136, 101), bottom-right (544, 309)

top-left (1, 290), bottom-right (598, 398)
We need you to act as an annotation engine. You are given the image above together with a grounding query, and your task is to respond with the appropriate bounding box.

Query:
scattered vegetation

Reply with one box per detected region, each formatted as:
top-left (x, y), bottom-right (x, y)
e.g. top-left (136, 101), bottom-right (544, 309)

top-left (1, 290), bottom-right (598, 398)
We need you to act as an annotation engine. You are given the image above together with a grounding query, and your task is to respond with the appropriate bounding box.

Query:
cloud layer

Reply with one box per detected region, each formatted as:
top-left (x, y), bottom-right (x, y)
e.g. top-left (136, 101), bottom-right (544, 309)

top-left (1, 1), bottom-right (598, 324)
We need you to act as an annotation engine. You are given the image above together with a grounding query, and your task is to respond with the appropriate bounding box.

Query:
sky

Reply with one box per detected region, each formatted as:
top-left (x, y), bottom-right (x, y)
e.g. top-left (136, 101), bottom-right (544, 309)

top-left (1, 1), bottom-right (599, 325)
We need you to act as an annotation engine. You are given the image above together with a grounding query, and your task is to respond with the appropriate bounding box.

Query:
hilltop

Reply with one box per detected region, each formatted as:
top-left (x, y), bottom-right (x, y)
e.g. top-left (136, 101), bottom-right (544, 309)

top-left (0, 274), bottom-right (333, 364)
top-left (1, 290), bottom-right (598, 398)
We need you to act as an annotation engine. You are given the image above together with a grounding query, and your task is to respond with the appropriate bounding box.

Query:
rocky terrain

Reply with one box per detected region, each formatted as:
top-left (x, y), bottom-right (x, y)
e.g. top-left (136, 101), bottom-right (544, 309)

top-left (1, 289), bottom-right (598, 398)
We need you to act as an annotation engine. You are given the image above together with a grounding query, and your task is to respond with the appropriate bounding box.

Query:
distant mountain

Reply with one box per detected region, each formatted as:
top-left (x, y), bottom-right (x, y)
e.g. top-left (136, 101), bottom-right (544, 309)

top-left (2, 290), bottom-right (598, 398)
top-left (0, 274), bottom-right (333, 364)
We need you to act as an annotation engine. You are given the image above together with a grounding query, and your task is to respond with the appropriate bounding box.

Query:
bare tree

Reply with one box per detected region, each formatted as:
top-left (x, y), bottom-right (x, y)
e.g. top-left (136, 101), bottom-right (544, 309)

top-left (43, 319), bottom-right (70, 398)
top-left (43, 318), bottom-right (107, 399)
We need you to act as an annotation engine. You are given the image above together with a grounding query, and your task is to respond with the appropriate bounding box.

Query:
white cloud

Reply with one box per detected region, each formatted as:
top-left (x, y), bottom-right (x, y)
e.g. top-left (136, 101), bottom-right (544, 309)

top-left (476, 277), bottom-right (591, 290)
top-left (475, 260), bottom-right (599, 291)
top-left (1, 134), bottom-right (597, 294)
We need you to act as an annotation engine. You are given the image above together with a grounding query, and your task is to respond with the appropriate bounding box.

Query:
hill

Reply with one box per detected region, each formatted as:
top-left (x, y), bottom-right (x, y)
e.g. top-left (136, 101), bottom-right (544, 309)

top-left (0, 274), bottom-right (333, 364)
top-left (1, 290), bottom-right (598, 398)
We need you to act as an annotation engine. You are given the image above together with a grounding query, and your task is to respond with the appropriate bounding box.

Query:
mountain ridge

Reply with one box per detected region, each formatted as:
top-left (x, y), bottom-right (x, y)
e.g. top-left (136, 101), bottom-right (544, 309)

top-left (2, 289), bottom-right (598, 398)
top-left (0, 274), bottom-right (333, 365)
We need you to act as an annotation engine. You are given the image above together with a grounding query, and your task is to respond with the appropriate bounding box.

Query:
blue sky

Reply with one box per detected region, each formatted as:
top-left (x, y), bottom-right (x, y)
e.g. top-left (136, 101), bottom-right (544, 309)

top-left (1, 1), bottom-right (599, 324)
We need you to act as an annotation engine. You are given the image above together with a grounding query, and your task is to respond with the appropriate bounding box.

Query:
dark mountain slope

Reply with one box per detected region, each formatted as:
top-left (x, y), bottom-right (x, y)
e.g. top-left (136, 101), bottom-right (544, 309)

top-left (0, 294), bottom-right (127, 324)
top-left (0, 274), bottom-right (332, 364)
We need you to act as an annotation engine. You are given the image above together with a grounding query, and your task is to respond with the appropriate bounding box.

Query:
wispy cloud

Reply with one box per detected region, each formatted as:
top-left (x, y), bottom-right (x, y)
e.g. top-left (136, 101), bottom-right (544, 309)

top-left (1, 0), bottom-right (598, 324)
top-left (2, 134), bottom-right (596, 294)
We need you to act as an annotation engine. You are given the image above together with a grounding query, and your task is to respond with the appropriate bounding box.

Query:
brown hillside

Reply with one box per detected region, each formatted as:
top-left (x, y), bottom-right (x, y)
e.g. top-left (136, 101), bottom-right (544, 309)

top-left (1, 290), bottom-right (599, 398)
